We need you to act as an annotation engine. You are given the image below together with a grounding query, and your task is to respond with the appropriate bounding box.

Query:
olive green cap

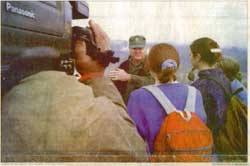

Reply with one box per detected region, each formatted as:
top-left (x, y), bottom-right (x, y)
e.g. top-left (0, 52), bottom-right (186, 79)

top-left (129, 35), bottom-right (146, 48)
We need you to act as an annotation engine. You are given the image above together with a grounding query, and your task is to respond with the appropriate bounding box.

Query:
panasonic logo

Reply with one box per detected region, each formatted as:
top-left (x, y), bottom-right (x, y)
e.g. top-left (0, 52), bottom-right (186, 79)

top-left (6, 2), bottom-right (35, 19)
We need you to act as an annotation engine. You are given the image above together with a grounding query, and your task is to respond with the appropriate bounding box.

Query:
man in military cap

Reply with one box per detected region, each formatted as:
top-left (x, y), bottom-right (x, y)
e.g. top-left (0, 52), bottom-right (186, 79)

top-left (109, 35), bottom-right (155, 104)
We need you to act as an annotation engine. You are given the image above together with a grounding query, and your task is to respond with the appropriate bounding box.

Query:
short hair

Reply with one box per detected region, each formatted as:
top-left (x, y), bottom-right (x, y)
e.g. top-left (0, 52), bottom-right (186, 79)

top-left (190, 37), bottom-right (222, 66)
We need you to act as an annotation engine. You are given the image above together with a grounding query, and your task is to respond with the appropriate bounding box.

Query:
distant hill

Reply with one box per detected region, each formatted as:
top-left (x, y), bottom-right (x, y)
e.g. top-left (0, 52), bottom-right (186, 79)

top-left (222, 47), bottom-right (247, 72)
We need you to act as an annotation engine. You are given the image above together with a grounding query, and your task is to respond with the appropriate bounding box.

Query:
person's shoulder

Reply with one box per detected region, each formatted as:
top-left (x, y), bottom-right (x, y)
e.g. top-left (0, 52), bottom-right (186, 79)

top-left (129, 86), bottom-right (152, 100)
top-left (119, 59), bottom-right (130, 68)
top-left (191, 78), bottom-right (203, 87)
top-left (185, 83), bottom-right (202, 95)
top-left (176, 82), bottom-right (188, 87)
top-left (130, 87), bottom-right (148, 96)
top-left (231, 79), bottom-right (241, 87)
top-left (191, 77), bottom-right (215, 92)
top-left (180, 83), bottom-right (197, 94)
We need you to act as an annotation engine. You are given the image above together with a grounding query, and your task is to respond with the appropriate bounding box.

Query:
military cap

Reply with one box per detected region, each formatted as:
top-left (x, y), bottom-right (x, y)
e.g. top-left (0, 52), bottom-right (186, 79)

top-left (129, 35), bottom-right (146, 48)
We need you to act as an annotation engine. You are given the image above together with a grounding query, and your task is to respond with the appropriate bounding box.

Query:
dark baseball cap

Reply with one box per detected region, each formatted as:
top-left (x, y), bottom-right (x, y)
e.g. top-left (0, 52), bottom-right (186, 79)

top-left (129, 35), bottom-right (146, 48)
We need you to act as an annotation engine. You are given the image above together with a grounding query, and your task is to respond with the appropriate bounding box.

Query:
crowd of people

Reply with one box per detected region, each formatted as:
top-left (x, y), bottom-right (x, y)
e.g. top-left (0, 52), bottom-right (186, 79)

top-left (2, 19), bottom-right (247, 162)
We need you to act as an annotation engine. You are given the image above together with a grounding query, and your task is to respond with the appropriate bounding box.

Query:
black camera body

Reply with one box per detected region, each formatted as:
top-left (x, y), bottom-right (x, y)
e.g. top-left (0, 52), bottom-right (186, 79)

top-left (1, 1), bottom-right (89, 95)
top-left (72, 26), bottom-right (119, 69)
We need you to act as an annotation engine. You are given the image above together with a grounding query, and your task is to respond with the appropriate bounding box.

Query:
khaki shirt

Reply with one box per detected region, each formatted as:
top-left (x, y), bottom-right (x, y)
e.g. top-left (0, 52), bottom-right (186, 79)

top-left (84, 76), bottom-right (126, 110)
top-left (2, 71), bottom-right (148, 162)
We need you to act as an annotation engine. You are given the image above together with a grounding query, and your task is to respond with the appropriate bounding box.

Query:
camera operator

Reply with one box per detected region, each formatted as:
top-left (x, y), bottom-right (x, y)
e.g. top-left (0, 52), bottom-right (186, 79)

top-left (2, 20), bottom-right (147, 162)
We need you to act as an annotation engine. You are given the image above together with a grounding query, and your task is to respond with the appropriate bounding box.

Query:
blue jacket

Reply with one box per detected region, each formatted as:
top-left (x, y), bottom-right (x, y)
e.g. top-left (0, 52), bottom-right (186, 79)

top-left (231, 79), bottom-right (247, 106)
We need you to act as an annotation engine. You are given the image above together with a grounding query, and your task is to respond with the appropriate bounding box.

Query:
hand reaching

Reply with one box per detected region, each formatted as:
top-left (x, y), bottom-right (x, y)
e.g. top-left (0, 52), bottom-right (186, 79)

top-left (108, 68), bottom-right (131, 81)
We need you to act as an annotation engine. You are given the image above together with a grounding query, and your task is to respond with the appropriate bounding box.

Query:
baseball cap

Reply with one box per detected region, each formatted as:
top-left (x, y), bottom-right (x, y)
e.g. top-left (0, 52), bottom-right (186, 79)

top-left (129, 35), bottom-right (146, 48)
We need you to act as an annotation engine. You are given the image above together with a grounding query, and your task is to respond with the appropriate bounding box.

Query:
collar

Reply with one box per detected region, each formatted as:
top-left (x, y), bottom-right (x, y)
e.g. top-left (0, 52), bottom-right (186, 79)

top-left (79, 72), bottom-right (103, 83)
top-left (198, 68), bottom-right (224, 78)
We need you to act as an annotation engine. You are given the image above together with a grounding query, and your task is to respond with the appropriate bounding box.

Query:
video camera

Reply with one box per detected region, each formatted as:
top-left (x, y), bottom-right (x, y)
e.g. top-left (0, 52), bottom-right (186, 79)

top-left (72, 26), bottom-right (119, 68)
top-left (1, 1), bottom-right (89, 96)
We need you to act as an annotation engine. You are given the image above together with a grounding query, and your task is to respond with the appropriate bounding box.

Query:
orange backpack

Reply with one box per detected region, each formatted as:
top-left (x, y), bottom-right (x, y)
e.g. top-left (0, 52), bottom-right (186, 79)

top-left (144, 85), bottom-right (213, 162)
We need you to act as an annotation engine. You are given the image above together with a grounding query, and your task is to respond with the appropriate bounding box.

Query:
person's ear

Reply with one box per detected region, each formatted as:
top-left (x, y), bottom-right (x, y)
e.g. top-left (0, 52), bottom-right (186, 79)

top-left (196, 53), bottom-right (202, 62)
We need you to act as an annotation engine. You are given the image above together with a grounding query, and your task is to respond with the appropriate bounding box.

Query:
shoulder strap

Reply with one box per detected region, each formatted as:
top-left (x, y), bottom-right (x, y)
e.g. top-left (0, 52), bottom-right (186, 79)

top-left (232, 87), bottom-right (244, 96)
top-left (184, 86), bottom-right (196, 112)
top-left (143, 85), bottom-right (176, 114)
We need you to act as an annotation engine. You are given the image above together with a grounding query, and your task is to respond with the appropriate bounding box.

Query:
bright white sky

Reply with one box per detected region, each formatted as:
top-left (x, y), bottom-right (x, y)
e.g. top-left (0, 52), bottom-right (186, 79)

top-left (73, 0), bottom-right (247, 48)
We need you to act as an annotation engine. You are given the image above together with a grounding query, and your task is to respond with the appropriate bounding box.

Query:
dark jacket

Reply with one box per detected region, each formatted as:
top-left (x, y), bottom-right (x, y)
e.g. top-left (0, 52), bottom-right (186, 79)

top-left (114, 57), bottom-right (155, 103)
top-left (191, 68), bottom-right (232, 135)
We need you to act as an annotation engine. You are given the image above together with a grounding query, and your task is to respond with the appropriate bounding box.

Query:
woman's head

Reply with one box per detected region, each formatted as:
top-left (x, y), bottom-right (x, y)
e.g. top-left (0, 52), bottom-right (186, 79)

top-left (148, 43), bottom-right (180, 84)
top-left (190, 37), bottom-right (222, 69)
top-left (217, 57), bottom-right (241, 81)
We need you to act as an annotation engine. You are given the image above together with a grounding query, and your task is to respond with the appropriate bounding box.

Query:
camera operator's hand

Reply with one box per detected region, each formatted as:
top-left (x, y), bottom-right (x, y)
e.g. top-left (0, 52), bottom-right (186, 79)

top-left (108, 69), bottom-right (131, 81)
top-left (89, 20), bottom-right (111, 51)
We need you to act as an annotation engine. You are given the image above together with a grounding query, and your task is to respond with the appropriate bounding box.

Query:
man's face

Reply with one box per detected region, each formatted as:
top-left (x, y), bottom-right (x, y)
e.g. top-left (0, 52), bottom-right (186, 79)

top-left (129, 48), bottom-right (145, 61)
top-left (74, 40), bottom-right (95, 74)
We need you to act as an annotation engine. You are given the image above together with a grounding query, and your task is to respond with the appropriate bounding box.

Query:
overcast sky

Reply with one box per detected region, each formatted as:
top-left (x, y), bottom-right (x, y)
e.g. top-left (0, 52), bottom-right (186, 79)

top-left (72, 0), bottom-right (247, 48)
